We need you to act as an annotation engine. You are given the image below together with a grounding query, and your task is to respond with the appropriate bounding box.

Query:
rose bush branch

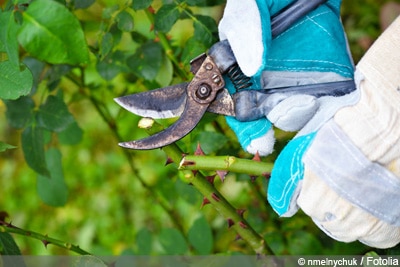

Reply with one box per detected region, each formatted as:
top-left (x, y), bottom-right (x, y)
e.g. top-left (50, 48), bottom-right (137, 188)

top-left (140, 118), bottom-right (275, 256)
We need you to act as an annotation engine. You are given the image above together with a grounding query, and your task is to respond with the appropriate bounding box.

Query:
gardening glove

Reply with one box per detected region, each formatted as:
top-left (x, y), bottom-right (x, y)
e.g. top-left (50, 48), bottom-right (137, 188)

top-left (268, 17), bottom-right (400, 248)
top-left (218, 0), bottom-right (354, 156)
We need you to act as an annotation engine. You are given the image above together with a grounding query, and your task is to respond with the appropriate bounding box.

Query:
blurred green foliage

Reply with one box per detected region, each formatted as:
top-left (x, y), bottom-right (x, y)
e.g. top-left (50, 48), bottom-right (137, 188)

top-left (0, 0), bottom-right (400, 258)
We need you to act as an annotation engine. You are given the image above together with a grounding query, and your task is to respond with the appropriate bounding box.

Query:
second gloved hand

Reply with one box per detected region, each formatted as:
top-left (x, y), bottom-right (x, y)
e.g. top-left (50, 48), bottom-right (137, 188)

top-left (218, 0), bottom-right (354, 155)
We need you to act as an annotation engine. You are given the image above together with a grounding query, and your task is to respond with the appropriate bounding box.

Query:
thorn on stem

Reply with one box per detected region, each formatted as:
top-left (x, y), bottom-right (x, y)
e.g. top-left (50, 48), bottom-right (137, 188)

top-left (238, 221), bottom-right (248, 229)
top-left (42, 239), bottom-right (51, 248)
top-left (216, 170), bottom-right (228, 182)
top-left (250, 175), bottom-right (257, 182)
top-left (263, 172), bottom-right (271, 179)
top-left (237, 209), bottom-right (246, 218)
top-left (227, 218), bottom-right (234, 228)
top-left (206, 175), bottom-right (216, 185)
top-left (165, 157), bottom-right (174, 166)
top-left (194, 143), bottom-right (205, 156)
top-left (211, 193), bottom-right (220, 202)
top-left (252, 152), bottom-right (261, 162)
top-left (234, 234), bottom-right (242, 241)
top-left (201, 197), bottom-right (211, 208)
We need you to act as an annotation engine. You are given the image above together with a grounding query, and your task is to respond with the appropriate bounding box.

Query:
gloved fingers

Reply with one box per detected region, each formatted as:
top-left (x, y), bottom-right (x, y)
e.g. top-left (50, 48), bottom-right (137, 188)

top-left (297, 168), bottom-right (400, 249)
top-left (267, 132), bottom-right (316, 216)
top-left (267, 94), bottom-right (319, 131)
top-left (334, 16), bottom-right (400, 165)
top-left (218, 0), bottom-right (268, 76)
top-left (225, 116), bottom-right (275, 156)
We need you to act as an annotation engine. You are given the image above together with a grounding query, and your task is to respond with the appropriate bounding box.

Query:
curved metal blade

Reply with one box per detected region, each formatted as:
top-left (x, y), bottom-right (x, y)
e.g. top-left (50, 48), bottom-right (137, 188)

top-left (115, 84), bottom-right (235, 118)
top-left (114, 83), bottom-right (188, 119)
top-left (118, 98), bottom-right (209, 150)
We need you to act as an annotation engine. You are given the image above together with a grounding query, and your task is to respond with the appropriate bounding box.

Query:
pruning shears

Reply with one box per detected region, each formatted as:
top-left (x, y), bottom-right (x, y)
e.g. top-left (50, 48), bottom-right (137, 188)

top-left (115, 0), bottom-right (353, 150)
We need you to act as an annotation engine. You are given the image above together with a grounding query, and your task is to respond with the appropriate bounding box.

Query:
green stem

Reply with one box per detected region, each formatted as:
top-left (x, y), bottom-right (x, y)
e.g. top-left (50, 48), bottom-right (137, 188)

top-left (0, 221), bottom-right (90, 255)
top-left (142, 119), bottom-right (274, 255)
top-left (179, 155), bottom-right (273, 177)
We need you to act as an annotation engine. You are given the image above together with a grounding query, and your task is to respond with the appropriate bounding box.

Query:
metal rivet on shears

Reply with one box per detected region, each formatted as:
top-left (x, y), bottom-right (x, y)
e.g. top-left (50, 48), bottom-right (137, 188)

top-left (196, 84), bottom-right (211, 99)
top-left (205, 63), bottom-right (213, 70)
top-left (212, 74), bottom-right (221, 84)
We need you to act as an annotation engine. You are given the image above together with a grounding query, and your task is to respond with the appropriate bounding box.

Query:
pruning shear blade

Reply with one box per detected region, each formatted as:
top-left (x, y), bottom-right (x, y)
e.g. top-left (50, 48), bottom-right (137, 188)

top-left (117, 55), bottom-right (227, 149)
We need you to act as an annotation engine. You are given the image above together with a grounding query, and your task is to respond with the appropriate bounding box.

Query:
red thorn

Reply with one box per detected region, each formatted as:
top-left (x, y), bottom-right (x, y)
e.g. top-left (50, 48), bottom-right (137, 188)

top-left (194, 143), bottom-right (205, 156)
top-left (237, 209), bottom-right (246, 218)
top-left (250, 176), bottom-right (257, 182)
top-left (234, 234), bottom-right (242, 241)
top-left (42, 239), bottom-right (51, 248)
top-left (252, 151), bottom-right (261, 162)
top-left (238, 221), bottom-right (248, 229)
top-left (206, 175), bottom-right (216, 185)
top-left (201, 197), bottom-right (211, 208)
top-left (211, 193), bottom-right (220, 202)
top-left (216, 170), bottom-right (228, 182)
top-left (192, 170), bottom-right (198, 176)
top-left (263, 172), bottom-right (271, 179)
top-left (165, 157), bottom-right (174, 166)
top-left (227, 218), bottom-right (234, 228)
top-left (148, 6), bottom-right (155, 14)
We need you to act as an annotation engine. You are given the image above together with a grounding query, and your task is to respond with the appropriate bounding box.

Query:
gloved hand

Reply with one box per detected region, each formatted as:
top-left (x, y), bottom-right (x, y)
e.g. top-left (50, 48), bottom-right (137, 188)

top-left (218, 0), bottom-right (400, 248)
top-left (269, 18), bottom-right (400, 248)
top-left (218, 0), bottom-right (354, 155)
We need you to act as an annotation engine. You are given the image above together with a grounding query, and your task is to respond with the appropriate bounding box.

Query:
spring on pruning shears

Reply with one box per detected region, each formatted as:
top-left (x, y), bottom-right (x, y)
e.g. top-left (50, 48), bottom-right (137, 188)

top-left (227, 63), bottom-right (253, 91)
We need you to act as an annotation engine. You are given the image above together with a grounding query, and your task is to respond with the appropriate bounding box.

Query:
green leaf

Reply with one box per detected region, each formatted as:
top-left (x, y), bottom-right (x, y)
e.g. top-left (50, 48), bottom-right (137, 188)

top-left (58, 122), bottom-right (83, 145)
top-left (99, 32), bottom-right (114, 60)
top-left (155, 54), bottom-right (173, 87)
top-left (0, 11), bottom-right (21, 69)
top-left (159, 228), bottom-right (188, 255)
top-left (73, 0), bottom-right (95, 9)
top-left (0, 232), bottom-right (22, 255)
top-left (0, 142), bottom-right (16, 152)
top-left (132, 0), bottom-right (152, 10)
top-left (186, 0), bottom-right (225, 6)
top-left (287, 230), bottom-right (323, 255)
top-left (23, 57), bottom-right (45, 94)
top-left (127, 41), bottom-right (162, 80)
top-left (192, 131), bottom-right (228, 154)
top-left (181, 37), bottom-right (208, 65)
top-left (37, 95), bottom-right (75, 132)
top-left (116, 11), bottom-right (134, 32)
top-left (136, 228), bottom-right (153, 255)
top-left (0, 61), bottom-right (33, 100)
top-left (37, 148), bottom-right (69, 206)
top-left (21, 125), bottom-right (49, 177)
top-left (154, 4), bottom-right (180, 33)
top-left (18, 0), bottom-right (90, 65)
top-left (193, 15), bottom-right (217, 47)
top-left (5, 96), bottom-right (35, 129)
top-left (188, 216), bottom-right (213, 254)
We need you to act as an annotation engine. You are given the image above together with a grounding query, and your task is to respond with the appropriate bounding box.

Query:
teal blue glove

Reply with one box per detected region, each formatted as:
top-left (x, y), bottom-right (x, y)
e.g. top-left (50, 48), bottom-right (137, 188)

top-left (218, 0), bottom-right (354, 156)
